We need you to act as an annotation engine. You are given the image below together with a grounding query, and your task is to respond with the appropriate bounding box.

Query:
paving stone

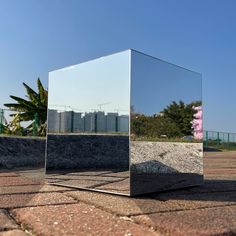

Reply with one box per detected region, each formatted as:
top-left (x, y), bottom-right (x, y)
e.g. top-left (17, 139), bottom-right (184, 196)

top-left (46, 178), bottom-right (65, 183)
top-left (59, 170), bottom-right (114, 176)
top-left (0, 151), bottom-right (234, 236)
top-left (0, 192), bottom-right (76, 209)
top-left (204, 151), bottom-right (236, 157)
top-left (0, 184), bottom-right (73, 195)
top-left (0, 230), bottom-right (27, 236)
top-left (154, 190), bottom-right (236, 202)
top-left (132, 205), bottom-right (236, 236)
top-left (14, 170), bottom-right (44, 182)
top-left (65, 190), bottom-right (178, 216)
top-left (46, 174), bottom-right (124, 181)
top-left (0, 173), bottom-right (19, 177)
top-left (95, 178), bottom-right (129, 192)
top-left (102, 171), bottom-right (130, 178)
top-left (11, 203), bottom-right (158, 236)
top-left (65, 190), bottom-right (236, 216)
top-left (203, 152), bottom-right (236, 182)
top-left (50, 179), bottom-right (111, 188)
top-left (205, 175), bottom-right (236, 181)
top-left (0, 210), bottom-right (18, 230)
top-left (0, 177), bottom-right (42, 187)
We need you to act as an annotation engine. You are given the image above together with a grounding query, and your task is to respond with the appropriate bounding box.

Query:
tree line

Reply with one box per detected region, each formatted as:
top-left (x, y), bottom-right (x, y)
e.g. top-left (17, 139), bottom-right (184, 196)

top-left (131, 100), bottom-right (201, 139)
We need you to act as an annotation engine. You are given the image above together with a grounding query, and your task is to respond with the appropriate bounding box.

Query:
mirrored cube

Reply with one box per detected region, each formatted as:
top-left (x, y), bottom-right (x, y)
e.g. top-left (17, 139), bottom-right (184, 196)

top-left (46, 49), bottom-right (203, 196)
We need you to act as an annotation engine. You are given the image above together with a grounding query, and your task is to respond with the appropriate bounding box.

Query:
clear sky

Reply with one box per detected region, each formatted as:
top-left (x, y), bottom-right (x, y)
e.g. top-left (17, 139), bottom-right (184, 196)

top-left (48, 50), bottom-right (130, 115)
top-left (131, 50), bottom-right (202, 115)
top-left (0, 0), bottom-right (236, 132)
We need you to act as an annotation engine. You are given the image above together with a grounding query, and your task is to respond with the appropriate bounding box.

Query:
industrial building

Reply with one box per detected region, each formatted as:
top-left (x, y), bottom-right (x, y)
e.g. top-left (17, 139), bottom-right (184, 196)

top-left (48, 109), bottom-right (129, 134)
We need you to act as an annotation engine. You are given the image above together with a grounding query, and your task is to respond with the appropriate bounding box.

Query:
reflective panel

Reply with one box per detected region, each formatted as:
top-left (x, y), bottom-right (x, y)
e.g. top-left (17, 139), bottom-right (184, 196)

top-left (0, 136), bottom-right (45, 183)
top-left (46, 51), bottom-right (130, 195)
top-left (46, 49), bottom-right (203, 196)
top-left (130, 50), bottom-right (203, 195)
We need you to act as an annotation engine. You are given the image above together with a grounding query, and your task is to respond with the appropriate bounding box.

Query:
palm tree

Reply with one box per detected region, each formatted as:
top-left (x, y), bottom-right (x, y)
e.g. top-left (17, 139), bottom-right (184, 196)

top-left (4, 78), bottom-right (48, 136)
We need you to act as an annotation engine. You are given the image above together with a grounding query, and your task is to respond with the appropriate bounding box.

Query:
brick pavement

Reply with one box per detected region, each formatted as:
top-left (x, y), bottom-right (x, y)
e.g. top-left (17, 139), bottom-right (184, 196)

top-left (0, 151), bottom-right (235, 236)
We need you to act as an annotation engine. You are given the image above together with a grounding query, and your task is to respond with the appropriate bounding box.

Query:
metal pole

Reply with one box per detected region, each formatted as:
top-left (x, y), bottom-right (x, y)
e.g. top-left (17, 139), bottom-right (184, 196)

top-left (0, 109), bottom-right (3, 134)
top-left (217, 131), bottom-right (220, 148)
top-left (205, 131), bottom-right (208, 147)
top-left (228, 133), bottom-right (230, 149)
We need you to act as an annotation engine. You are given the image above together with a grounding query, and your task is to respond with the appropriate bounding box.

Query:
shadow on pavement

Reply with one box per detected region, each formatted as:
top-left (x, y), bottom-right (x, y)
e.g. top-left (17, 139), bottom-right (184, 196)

top-left (134, 179), bottom-right (236, 203)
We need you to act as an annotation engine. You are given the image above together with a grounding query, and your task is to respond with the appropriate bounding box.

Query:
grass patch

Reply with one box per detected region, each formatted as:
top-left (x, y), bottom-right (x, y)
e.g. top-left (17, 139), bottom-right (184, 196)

top-left (132, 136), bottom-right (202, 143)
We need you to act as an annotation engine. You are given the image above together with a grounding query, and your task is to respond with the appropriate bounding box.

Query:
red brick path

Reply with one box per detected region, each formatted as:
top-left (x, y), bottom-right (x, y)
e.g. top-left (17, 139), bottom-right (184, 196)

top-left (0, 151), bottom-right (236, 236)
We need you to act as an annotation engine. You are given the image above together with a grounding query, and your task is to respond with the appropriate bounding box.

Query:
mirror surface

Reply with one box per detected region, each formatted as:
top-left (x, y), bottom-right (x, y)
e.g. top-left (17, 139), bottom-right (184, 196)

top-left (0, 135), bottom-right (45, 198)
top-left (130, 50), bottom-right (203, 195)
top-left (46, 50), bottom-right (130, 195)
top-left (46, 49), bottom-right (203, 196)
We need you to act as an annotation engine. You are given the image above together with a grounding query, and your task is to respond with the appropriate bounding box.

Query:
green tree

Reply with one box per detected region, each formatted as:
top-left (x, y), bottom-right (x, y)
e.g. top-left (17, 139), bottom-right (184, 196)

top-left (4, 78), bottom-right (48, 136)
top-left (131, 114), bottom-right (181, 138)
top-left (131, 100), bottom-right (201, 140)
top-left (162, 100), bottom-right (201, 136)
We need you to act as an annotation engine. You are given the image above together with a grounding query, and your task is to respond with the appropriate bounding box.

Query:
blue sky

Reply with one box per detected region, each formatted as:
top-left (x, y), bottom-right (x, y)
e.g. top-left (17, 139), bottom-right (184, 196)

top-left (131, 50), bottom-right (202, 115)
top-left (0, 0), bottom-right (236, 132)
top-left (48, 50), bottom-right (130, 115)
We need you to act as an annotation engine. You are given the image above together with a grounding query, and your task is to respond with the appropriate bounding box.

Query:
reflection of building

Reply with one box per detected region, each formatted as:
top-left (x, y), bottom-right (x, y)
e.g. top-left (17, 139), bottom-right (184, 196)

top-left (61, 111), bottom-right (73, 133)
top-left (96, 111), bottom-right (106, 132)
top-left (106, 113), bottom-right (118, 132)
top-left (84, 112), bottom-right (96, 132)
top-left (48, 110), bottom-right (60, 132)
top-left (73, 112), bottom-right (84, 132)
top-left (118, 115), bottom-right (129, 133)
top-left (48, 109), bottom-right (129, 133)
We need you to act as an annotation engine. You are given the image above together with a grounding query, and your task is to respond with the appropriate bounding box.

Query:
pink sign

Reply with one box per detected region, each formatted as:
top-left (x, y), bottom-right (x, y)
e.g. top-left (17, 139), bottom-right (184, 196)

top-left (192, 106), bottom-right (203, 139)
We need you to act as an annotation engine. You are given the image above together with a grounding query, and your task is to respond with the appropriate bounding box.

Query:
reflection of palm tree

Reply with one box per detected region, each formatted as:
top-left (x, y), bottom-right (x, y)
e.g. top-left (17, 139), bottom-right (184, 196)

top-left (4, 78), bottom-right (48, 135)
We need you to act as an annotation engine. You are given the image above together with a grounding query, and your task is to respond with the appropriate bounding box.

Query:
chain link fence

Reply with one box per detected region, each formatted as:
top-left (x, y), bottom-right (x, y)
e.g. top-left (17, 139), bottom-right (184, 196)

top-left (204, 130), bottom-right (236, 150)
top-left (0, 108), bottom-right (39, 136)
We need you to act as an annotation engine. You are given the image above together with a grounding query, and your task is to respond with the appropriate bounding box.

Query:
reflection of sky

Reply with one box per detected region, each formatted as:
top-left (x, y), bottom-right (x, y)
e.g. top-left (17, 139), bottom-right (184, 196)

top-left (48, 51), bottom-right (130, 115)
top-left (131, 50), bottom-right (202, 115)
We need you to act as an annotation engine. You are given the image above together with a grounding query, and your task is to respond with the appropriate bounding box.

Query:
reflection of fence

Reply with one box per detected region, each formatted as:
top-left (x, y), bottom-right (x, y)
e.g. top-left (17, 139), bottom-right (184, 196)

top-left (0, 108), bottom-right (39, 136)
top-left (204, 130), bottom-right (236, 150)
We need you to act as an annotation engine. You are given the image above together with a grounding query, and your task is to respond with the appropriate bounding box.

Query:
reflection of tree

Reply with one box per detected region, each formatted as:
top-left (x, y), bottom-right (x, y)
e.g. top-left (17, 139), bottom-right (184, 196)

top-left (131, 114), bottom-right (181, 138)
top-left (131, 100), bottom-right (202, 138)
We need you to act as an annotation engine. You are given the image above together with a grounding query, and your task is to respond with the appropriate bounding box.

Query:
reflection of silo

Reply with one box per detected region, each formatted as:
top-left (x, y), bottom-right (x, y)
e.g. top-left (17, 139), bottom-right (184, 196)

top-left (96, 111), bottom-right (106, 132)
top-left (73, 112), bottom-right (84, 132)
top-left (84, 112), bottom-right (95, 132)
top-left (60, 111), bottom-right (73, 133)
top-left (48, 109), bottom-right (60, 133)
top-left (118, 115), bottom-right (129, 133)
top-left (106, 113), bottom-right (118, 132)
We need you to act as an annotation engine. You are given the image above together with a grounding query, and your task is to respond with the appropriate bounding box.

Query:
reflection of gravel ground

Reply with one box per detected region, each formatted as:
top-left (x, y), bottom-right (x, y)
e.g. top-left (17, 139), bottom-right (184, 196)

top-left (131, 141), bottom-right (203, 174)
